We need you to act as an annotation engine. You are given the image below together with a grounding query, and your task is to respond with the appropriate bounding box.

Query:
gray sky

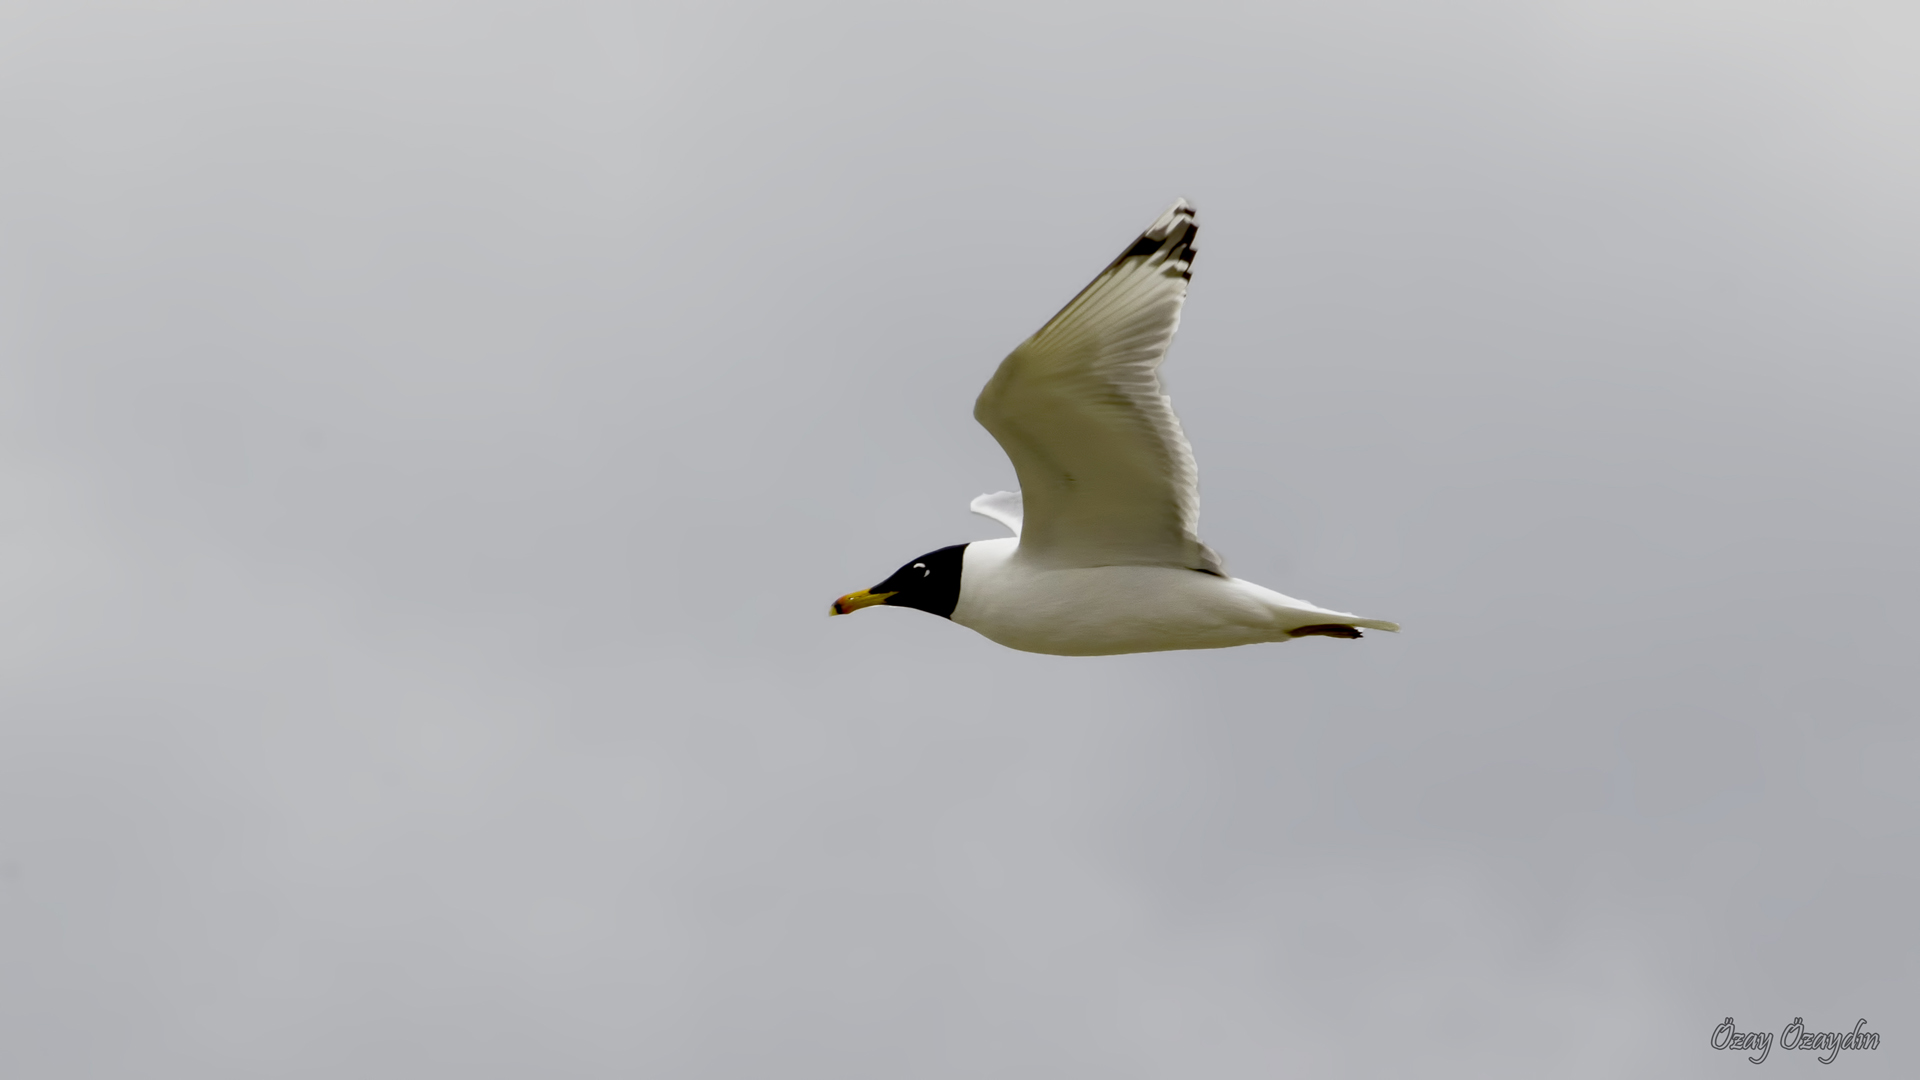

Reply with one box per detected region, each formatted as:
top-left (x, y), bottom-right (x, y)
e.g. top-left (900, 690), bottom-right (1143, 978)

top-left (2, 2), bottom-right (1915, 1077)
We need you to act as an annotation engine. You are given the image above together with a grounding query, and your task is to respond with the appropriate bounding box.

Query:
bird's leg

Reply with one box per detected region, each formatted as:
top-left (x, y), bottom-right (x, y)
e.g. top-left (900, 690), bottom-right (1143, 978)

top-left (1289, 624), bottom-right (1364, 639)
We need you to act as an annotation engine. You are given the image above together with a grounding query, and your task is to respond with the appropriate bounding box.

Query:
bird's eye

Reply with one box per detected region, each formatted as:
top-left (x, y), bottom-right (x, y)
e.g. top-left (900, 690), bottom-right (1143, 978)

top-left (914, 563), bottom-right (928, 576)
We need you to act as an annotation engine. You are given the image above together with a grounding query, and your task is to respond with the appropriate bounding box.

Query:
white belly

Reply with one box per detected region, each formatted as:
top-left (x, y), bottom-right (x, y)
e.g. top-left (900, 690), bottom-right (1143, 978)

top-left (950, 538), bottom-right (1384, 656)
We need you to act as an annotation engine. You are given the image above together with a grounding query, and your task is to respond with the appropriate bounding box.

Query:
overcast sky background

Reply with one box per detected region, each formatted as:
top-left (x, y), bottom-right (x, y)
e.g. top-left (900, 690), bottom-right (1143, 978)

top-left (2, 2), bottom-right (1916, 1077)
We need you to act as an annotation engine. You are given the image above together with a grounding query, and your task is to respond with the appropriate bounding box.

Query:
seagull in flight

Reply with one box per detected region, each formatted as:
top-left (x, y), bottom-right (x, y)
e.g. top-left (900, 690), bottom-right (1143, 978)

top-left (832, 200), bottom-right (1398, 655)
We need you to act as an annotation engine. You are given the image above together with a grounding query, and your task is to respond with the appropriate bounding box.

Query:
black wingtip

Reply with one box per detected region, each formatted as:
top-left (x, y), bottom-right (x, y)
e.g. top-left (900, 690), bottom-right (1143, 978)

top-left (1107, 201), bottom-right (1199, 279)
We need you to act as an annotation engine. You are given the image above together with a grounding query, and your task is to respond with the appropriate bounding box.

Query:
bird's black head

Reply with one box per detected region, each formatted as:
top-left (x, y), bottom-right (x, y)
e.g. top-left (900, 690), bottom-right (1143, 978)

top-left (831, 544), bottom-right (969, 620)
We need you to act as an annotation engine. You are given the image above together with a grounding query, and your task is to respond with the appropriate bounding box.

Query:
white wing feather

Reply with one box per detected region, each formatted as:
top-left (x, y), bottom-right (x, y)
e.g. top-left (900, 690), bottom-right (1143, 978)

top-left (969, 490), bottom-right (1023, 536)
top-left (973, 200), bottom-right (1223, 573)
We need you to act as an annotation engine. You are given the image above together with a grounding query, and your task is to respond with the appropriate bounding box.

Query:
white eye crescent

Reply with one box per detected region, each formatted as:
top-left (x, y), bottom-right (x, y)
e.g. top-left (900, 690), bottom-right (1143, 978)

top-left (913, 563), bottom-right (928, 576)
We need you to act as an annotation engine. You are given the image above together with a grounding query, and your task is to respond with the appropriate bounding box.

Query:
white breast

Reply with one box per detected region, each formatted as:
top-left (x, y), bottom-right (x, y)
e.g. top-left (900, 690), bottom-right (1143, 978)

top-left (951, 538), bottom-right (1367, 656)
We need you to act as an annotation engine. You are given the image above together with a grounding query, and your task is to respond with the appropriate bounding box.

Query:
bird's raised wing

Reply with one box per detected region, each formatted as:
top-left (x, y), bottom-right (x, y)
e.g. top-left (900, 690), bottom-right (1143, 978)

top-left (973, 200), bottom-right (1223, 573)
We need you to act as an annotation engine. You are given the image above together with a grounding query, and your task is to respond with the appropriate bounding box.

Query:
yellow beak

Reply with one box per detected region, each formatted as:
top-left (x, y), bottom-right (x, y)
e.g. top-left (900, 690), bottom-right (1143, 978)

top-left (830, 588), bottom-right (895, 616)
